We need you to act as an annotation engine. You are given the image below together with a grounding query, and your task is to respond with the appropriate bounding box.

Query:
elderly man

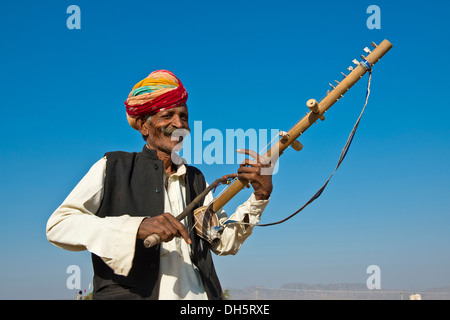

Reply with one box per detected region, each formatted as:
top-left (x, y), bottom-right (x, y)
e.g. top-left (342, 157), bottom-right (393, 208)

top-left (46, 70), bottom-right (273, 300)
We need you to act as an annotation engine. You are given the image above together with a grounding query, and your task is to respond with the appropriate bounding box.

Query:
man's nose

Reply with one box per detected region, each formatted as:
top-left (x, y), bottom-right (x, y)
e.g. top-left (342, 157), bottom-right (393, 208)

top-left (171, 114), bottom-right (184, 128)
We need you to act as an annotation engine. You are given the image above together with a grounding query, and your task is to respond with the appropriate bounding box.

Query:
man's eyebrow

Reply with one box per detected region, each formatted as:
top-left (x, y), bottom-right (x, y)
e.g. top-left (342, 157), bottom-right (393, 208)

top-left (159, 110), bottom-right (188, 117)
top-left (159, 110), bottom-right (175, 116)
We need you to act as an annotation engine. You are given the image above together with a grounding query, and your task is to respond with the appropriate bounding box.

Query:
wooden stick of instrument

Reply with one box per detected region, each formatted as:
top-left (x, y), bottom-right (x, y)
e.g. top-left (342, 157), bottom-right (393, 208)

top-left (209, 39), bottom-right (393, 214)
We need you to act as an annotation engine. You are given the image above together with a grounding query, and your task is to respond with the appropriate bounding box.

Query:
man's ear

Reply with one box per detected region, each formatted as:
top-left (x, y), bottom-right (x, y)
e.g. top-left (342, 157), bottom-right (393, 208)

top-left (135, 117), bottom-right (149, 137)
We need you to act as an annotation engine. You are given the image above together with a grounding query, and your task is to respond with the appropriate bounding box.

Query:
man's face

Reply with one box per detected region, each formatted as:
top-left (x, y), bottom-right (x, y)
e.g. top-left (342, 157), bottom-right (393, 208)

top-left (145, 105), bottom-right (190, 154)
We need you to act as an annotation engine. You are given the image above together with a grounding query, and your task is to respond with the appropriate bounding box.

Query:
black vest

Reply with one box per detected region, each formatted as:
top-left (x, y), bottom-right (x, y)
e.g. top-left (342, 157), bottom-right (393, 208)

top-left (92, 146), bottom-right (222, 300)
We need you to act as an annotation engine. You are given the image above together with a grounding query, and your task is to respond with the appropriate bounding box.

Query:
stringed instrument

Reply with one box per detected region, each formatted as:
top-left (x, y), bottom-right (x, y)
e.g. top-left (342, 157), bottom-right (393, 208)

top-left (144, 39), bottom-right (393, 248)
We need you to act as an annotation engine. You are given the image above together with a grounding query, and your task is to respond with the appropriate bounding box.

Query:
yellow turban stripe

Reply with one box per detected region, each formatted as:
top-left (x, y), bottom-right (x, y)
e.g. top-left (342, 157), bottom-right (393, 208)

top-left (131, 77), bottom-right (178, 91)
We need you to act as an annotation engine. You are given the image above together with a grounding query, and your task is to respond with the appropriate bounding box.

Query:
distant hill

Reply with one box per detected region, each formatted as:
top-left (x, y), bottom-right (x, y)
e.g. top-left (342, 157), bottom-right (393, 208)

top-left (226, 283), bottom-right (450, 300)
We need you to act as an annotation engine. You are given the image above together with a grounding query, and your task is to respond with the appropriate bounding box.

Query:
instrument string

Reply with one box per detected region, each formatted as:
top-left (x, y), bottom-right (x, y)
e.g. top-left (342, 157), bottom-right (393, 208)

top-left (225, 69), bottom-right (373, 228)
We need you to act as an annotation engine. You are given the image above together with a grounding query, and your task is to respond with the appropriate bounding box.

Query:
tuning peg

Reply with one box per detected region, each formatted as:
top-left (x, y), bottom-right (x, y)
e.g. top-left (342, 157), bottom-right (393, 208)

top-left (329, 83), bottom-right (336, 89)
top-left (341, 72), bottom-right (348, 77)
top-left (363, 47), bottom-right (372, 54)
top-left (279, 131), bottom-right (290, 143)
top-left (347, 66), bottom-right (354, 72)
top-left (352, 59), bottom-right (359, 66)
top-left (307, 99), bottom-right (319, 113)
top-left (371, 42), bottom-right (377, 48)
top-left (360, 55), bottom-right (366, 60)
top-left (290, 140), bottom-right (303, 151)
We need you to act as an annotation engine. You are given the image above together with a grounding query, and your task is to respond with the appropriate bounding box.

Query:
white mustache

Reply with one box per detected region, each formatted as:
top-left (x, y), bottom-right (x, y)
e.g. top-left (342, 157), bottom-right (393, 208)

top-left (161, 126), bottom-right (190, 135)
top-left (161, 127), bottom-right (191, 142)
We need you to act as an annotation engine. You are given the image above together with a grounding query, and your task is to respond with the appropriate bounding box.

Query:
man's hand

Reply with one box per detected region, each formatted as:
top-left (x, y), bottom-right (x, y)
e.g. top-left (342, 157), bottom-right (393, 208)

top-left (236, 149), bottom-right (273, 200)
top-left (137, 213), bottom-right (191, 245)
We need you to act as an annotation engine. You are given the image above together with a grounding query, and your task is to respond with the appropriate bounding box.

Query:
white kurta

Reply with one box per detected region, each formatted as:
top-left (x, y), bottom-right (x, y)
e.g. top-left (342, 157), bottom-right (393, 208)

top-left (46, 156), bottom-right (269, 299)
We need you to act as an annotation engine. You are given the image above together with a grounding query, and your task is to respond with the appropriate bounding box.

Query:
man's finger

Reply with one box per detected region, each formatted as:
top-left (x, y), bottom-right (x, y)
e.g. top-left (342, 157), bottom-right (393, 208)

top-left (240, 158), bottom-right (272, 169)
top-left (160, 213), bottom-right (192, 244)
top-left (240, 159), bottom-right (258, 167)
top-left (236, 149), bottom-right (260, 161)
top-left (173, 220), bottom-right (191, 245)
top-left (238, 166), bottom-right (259, 174)
top-left (237, 149), bottom-right (272, 166)
top-left (166, 215), bottom-right (191, 245)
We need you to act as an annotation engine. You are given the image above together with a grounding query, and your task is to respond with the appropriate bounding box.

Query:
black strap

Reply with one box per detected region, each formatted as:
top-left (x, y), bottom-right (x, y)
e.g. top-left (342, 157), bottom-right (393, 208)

top-left (257, 70), bottom-right (373, 227)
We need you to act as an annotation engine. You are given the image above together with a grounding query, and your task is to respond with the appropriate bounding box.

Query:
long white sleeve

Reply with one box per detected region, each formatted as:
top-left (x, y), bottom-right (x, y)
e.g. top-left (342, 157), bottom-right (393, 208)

top-left (46, 158), bottom-right (145, 276)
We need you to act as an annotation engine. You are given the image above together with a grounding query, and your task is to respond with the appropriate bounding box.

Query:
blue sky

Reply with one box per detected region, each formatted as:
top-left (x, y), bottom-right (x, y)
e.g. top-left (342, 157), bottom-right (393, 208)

top-left (1, 0), bottom-right (449, 299)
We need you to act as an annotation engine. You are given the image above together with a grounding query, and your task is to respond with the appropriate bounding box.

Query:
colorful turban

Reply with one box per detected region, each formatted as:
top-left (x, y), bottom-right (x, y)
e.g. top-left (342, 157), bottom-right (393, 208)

top-left (124, 70), bottom-right (188, 129)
